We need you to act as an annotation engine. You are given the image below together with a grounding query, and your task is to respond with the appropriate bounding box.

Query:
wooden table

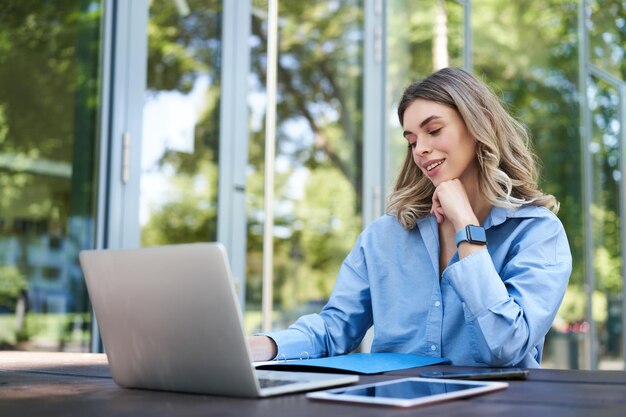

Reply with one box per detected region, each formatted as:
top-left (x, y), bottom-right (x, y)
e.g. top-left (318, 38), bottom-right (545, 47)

top-left (1, 351), bottom-right (625, 416)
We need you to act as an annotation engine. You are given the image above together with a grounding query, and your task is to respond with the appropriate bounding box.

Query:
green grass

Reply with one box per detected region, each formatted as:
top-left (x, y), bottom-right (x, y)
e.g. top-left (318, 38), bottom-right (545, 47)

top-left (0, 313), bottom-right (91, 349)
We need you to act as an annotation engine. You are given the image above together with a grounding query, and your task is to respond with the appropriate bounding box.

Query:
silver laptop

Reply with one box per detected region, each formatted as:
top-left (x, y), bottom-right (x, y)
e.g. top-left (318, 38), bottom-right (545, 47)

top-left (79, 243), bottom-right (358, 397)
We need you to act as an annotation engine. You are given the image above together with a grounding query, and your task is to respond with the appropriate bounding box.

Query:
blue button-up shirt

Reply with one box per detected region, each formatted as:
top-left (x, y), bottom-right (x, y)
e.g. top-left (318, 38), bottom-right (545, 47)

top-left (265, 205), bottom-right (572, 368)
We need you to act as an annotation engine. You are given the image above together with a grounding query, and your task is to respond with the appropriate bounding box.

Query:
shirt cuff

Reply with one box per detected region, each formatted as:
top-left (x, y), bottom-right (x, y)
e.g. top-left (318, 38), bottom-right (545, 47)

top-left (255, 328), bottom-right (317, 360)
top-left (442, 249), bottom-right (509, 321)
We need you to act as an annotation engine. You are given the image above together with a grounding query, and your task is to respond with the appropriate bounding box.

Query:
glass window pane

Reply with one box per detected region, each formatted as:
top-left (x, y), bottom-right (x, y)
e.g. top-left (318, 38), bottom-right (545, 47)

top-left (385, 0), bottom-right (464, 196)
top-left (246, 0), bottom-right (364, 332)
top-left (470, 0), bottom-right (584, 369)
top-left (140, 0), bottom-right (222, 247)
top-left (588, 0), bottom-right (626, 81)
top-left (588, 76), bottom-right (624, 370)
top-left (472, 0), bottom-right (584, 369)
top-left (0, 2), bottom-right (103, 351)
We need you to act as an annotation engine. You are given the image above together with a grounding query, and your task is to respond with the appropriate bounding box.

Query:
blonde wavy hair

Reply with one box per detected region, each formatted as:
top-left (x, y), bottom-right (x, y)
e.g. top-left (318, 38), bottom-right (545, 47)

top-left (387, 67), bottom-right (559, 230)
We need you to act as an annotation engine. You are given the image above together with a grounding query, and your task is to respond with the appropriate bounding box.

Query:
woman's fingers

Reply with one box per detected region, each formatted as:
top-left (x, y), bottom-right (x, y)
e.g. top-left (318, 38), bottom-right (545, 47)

top-left (431, 179), bottom-right (474, 226)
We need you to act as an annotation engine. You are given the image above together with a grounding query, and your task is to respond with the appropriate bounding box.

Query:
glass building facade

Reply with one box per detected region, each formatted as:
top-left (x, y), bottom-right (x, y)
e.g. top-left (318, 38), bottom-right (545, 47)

top-left (0, 0), bottom-right (624, 370)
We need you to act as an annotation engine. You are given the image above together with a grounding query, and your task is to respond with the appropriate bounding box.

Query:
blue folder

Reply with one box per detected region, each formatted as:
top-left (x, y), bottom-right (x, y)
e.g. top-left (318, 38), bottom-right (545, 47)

top-left (257, 352), bottom-right (450, 375)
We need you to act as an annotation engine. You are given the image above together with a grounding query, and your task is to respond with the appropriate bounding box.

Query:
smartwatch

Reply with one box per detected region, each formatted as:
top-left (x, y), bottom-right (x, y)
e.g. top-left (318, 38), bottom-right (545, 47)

top-left (455, 225), bottom-right (487, 247)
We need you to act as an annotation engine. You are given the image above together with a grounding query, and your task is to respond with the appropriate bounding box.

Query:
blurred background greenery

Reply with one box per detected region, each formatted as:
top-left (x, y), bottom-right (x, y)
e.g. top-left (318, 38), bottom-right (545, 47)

top-left (0, 0), bottom-right (624, 369)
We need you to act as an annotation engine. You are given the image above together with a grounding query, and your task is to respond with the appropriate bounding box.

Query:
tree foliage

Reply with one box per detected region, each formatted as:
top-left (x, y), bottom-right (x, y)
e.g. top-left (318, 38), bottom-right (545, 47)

top-left (135, 0), bottom-right (623, 335)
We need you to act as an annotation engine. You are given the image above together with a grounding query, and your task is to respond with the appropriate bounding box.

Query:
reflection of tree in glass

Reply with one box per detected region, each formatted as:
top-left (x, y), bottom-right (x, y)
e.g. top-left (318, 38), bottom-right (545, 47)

top-left (473, 0), bottom-right (583, 288)
top-left (0, 1), bottom-right (102, 349)
top-left (246, 1), bottom-right (365, 316)
top-left (588, 78), bottom-right (622, 296)
top-left (0, 1), bottom-right (101, 219)
top-left (140, 1), bottom-right (366, 317)
top-left (250, 1), bottom-right (363, 199)
top-left (141, 0), bottom-right (223, 247)
top-left (138, 1), bottom-right (625, 335)
top-left (588, 0), bottom-right (626, 81)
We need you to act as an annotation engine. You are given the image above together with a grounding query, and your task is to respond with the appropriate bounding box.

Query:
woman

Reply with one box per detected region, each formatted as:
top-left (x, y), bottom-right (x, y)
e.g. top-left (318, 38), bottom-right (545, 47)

top-left (248, 67), bottom-right (572, 368)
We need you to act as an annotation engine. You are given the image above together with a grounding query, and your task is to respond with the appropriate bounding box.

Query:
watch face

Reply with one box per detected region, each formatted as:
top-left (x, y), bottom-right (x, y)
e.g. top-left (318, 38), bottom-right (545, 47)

top-left (467, 225), bottom-right (486, 243)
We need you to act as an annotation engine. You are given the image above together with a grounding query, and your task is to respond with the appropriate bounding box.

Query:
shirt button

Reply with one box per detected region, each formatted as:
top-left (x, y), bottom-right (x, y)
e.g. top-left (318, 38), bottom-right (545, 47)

top-left (434, 301), bottom-right (441, 307)
top-left (430, 344), bottom-right (437, 351)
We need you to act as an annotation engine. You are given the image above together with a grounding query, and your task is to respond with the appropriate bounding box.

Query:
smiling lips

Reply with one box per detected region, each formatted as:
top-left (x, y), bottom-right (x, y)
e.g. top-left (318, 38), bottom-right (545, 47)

top-left (423, 159), bottom-right (445, 172)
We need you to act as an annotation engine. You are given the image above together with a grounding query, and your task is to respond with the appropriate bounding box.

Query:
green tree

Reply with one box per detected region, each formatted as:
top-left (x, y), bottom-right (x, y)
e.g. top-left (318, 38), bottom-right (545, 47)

top-left (235, 1), bottom-right (366, 320)
top-left (0, 0), bottom-right (102, 349)
top-left (140, 0), bottom-right (223, 246)
top-left (471, 0), bottom-right (584, 290)
top-left (0, 266), bottom-right (27, 311)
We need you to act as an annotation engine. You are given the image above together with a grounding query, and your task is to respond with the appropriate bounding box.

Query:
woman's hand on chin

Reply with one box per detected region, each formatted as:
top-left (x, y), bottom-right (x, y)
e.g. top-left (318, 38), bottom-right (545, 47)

top-left (431, 179), bottom-right (479, 228)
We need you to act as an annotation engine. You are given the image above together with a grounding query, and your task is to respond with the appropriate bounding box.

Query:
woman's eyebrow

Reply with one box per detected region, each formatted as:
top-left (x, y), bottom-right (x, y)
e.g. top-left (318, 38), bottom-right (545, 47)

top-left (403, 115), bottom-right (442, 138)
top-left (419, 115), bottom-right (441, 128)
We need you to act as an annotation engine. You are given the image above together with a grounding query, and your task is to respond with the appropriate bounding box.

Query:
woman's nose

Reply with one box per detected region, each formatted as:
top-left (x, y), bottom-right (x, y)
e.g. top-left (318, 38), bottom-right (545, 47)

top-left (413, 139), bottom-right (431, 155)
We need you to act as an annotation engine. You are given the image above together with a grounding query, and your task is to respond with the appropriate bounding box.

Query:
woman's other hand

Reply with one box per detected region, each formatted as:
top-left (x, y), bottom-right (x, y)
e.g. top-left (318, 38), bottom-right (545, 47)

top-left (247, 335), bottom-right (278, 362)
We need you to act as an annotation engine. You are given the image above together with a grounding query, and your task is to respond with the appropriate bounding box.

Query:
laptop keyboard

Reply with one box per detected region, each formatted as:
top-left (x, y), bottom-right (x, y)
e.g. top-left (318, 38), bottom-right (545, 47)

top-left (258, 378), bottom-right (302, 388)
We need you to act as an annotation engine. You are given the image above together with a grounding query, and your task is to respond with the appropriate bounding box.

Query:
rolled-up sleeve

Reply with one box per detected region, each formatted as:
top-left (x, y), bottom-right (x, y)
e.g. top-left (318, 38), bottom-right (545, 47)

top-left (442, 215), bottom-right (572, 367)
top-left (261, 237), bottom-right (373, 360)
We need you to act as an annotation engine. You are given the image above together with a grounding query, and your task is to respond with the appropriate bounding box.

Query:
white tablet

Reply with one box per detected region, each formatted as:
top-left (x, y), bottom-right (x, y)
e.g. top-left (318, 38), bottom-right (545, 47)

top-left (306, 377), bottom-right (508, 408)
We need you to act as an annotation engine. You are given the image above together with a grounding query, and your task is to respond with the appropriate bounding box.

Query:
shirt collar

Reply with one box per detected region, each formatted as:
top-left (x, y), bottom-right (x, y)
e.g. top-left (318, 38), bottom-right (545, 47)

top-left (414, 204), bottom-right (547, 231)
top-left (483, 204), bottom-right (547, 229)
top-left (413, 204), bottom-right (547, 276)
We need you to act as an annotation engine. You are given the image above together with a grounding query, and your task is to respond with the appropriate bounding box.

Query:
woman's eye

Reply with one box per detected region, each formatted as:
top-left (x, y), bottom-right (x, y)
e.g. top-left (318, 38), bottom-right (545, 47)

top-left (429, 128), bottom-right (442, 136)
top-left (408, 141), bottom-right (417, 149)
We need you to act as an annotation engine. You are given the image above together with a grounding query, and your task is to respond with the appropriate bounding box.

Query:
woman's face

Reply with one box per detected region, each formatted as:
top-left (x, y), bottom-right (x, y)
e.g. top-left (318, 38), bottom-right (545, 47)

top-left (402, 99), bottom-right (478, 188)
